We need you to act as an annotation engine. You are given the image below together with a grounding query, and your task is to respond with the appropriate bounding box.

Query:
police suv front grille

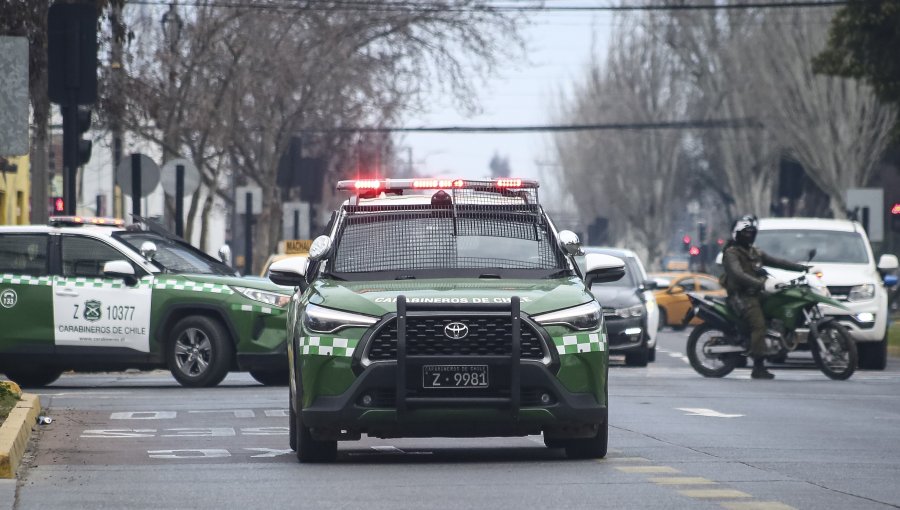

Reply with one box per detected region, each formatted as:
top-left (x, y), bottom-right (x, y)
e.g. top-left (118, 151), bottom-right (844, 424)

top-left (366, 316), bottom-right (546, 361)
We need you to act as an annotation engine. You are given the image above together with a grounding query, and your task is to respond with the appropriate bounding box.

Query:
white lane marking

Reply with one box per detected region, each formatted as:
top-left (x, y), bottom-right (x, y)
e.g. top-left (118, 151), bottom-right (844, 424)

top-left (148, 449), bottom-right (230, 459)
top-left (677, 408), bottom-right (744, 418)
top-left (38, 392), bottom-right (128, 397)
top-left (264, 409), bottom-right (289, 417)
top-left (371, 446), bottom-right (404, 453)
top-left (241, 426), bottom-right (289, 436)
top-left (110, 411), bottom-right (176, 420)
top-left (161, 427), bottom-right (236, 437)
top-left (246, 448), bottom-right (293, 458)
top-left (190, 409), bottom-right (256, 418)
top-left (81, 429), bottom-right (157, 438)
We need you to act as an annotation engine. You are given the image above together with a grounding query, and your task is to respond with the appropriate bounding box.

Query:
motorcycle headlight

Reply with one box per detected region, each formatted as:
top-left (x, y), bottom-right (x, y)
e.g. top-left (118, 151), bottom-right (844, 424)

top-left (848, 284), bottom-right (875, 302)
top-left (302, 303), bottom-right (379, 334)
top-left (615, 304), bottom-right (645, 319)
top-left (231, 286), bottom-right (291, 308)
top-left (532, 301), bottom-right (601, 331)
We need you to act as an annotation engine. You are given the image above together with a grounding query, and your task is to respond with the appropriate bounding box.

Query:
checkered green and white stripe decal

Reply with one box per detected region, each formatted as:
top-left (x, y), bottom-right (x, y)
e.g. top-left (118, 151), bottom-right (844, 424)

top-left (58, 276), bottom-right (154, 289)
top-left (553, 332), bottom-right (606, 355)
top-left (0, 274), bottom-right (53, 286)
top-left (297, 336), bottom-right (358, 357)
top-left (153, 279), bottom-right (234, 294)
top-left (230, 303), bottom-right (285, 316)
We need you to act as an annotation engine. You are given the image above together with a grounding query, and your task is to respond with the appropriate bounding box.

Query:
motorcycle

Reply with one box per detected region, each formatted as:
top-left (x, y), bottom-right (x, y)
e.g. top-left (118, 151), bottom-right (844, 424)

top-left (684, 257), bottom-right (857, 380)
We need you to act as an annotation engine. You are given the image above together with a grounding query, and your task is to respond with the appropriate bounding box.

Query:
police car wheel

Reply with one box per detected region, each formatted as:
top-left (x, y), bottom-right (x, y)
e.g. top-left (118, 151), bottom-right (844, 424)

top-left (167, 316), bottom-right (233, 388)
top-left (250, 370), bottom-right (289, 386)
top-left (295, 410), bottom-right (337, 463)
top-left (2, 368), bottom-right (63, 388)
top-left (564, 420), bottom-right (608, 459)
top-left (657, 309), bottom-right (667, 331)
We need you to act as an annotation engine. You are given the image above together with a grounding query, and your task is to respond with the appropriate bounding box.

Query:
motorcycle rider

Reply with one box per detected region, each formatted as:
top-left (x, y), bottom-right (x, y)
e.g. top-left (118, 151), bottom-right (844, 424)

top-left (721, 215), bottom-right (808, 379)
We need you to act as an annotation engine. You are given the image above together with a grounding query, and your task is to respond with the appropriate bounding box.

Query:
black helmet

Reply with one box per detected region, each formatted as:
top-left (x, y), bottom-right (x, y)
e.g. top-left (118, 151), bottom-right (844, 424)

top-left (732, 215), bottom-right (758, 247)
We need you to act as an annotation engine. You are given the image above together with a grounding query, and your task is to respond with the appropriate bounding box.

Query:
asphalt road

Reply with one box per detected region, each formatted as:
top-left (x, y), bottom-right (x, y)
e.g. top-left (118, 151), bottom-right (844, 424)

top-left (5, 329), bottom-right (900, 510)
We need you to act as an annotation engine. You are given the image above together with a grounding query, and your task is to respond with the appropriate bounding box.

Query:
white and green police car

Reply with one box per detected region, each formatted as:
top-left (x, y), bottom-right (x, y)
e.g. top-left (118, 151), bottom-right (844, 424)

top-left (269, 178), bottom-right (626, 462)
top-left (0, 217), bottom-right (291, 387)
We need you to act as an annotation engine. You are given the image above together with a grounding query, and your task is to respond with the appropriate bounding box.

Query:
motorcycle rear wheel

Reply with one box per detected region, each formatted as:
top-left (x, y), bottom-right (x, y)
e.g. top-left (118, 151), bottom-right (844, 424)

top-left (811, 323), bottom-right (857, 380)
top-left (686, 324), bottom-right (738, 378)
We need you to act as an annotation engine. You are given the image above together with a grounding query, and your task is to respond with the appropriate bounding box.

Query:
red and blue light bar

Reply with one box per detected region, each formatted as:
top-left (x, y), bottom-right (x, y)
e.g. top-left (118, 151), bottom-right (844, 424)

top-left (337, 178), bottom-right (537, 192)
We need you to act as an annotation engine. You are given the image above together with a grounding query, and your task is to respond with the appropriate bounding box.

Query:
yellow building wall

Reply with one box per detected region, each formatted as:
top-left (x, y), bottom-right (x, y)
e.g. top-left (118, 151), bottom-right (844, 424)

top-left (0, 155), bottom-right (30, 225)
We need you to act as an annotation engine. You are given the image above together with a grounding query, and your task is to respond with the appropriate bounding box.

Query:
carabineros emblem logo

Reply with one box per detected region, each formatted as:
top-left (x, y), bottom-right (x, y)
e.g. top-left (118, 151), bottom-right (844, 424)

top-left (83, 300), bottom-right (102, 322)
top-left (0, 289), bottom-right (17, 309)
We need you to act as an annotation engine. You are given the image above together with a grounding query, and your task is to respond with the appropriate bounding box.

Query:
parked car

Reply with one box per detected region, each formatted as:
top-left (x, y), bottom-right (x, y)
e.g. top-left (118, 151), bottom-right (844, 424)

top-left (650, 272), bottom-right (726, 330)
top-left (749, 218), bottom-right (898, 369)
top-left (580, 248), bottom-right (659, 366)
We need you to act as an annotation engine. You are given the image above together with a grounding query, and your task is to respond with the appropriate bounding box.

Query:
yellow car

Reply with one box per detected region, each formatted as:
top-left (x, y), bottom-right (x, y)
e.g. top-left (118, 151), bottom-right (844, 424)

top-left (649, 272), bottom-right (726, 330)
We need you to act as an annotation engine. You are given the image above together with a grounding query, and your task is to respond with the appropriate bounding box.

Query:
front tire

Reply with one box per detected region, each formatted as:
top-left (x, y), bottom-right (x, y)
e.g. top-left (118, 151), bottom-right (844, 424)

top-left (686, 324), bottom-right (738, 378)
top-left (658, 308), bottom-right (668, 331)
top-left (3, 367), bottom-right (63, 388)
top-left (565, 420), bottom-right (608, 459)
top-left (811, 323), bottom-right (857, 380)
top-left (295, 408), bottom-right (337, 463)
top-left (857, 333), bottom-right (887, 370)
top-left (167, 315), bottom-right (233, 388)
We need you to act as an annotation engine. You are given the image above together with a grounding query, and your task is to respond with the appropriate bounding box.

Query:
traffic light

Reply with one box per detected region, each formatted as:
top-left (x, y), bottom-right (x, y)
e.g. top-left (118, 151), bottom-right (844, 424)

top-left (891, 203), bottom-right (900, 233)
top-left (689, 246), bottom-right (701, 257)
top-left (698, 222), bottom-right (707, 244)
top-left (682, 235), bottom-right (691, 252)
top-left (50, 196), bottom-right (65, 213)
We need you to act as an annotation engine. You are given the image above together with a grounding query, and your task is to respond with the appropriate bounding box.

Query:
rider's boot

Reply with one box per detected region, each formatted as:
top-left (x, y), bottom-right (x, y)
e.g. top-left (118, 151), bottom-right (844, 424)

top-left (751, 358), bottom-right (775, 380)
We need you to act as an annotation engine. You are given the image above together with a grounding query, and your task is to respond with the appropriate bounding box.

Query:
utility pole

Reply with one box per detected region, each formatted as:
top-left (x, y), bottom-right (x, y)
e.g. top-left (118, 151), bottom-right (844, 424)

top-left (161, 2), bottom-right (182, 229)
top-left (109, 2), bottom-right (125, 218)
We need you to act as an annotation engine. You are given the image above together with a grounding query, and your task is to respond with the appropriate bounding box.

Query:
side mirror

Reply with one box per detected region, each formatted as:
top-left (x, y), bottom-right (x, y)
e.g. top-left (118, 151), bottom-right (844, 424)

top-left (218, 244), bottom-right (232, 265)
top-left (558, 230), bottom-right (583, 256)
top-left (140, 241), bottom-right (157, 261)
top-left (641, 279), bottom-right (658, 290)
top-left (103, 260), bottom-right (138, 286)
top-left (308, 235), bottom-right (333, 262)
top-left (877, 254), bottom-right (899, 271)
top-left (583, 253), bottom-right (625, 288)
top-left (669, 285), bottom-right (685, 295)
top-left (268, 256), bottom-right (309, 291)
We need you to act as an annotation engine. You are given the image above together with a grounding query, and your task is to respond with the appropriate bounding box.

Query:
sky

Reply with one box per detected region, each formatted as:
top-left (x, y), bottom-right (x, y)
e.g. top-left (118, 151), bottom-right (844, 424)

top-left (398, 7), bottom-right (613, 184)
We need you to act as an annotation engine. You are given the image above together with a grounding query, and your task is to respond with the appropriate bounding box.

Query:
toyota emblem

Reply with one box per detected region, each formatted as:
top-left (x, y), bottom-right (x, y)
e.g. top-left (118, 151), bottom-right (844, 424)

top-left (444, 322), bottom-right (469, 340)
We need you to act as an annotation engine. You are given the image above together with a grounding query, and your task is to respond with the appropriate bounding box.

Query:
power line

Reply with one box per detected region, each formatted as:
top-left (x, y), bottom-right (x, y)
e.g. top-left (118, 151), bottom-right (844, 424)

top-left (126, 0), bottom-right (853, 13)
top-left (298, 118), bottom-right (762, 133)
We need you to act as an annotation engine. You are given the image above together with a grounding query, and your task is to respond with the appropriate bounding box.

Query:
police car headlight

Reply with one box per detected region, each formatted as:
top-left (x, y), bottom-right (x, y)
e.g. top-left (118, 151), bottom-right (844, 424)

top-left (848, 284), bottom-right (875, 302)
top-left (533, 301), bottom-right (601, 331)
top-left (231, 286), bottom-right (291, 308)
top-left (302, 303), bottom-right (379, 334)
top-left (615, 304), bottom-right (644, 318)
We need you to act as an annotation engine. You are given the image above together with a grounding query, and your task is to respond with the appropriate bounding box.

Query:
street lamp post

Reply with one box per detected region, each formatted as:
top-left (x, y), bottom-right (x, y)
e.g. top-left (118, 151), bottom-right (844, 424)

top-left (161, 3), bottom-right (182, 227)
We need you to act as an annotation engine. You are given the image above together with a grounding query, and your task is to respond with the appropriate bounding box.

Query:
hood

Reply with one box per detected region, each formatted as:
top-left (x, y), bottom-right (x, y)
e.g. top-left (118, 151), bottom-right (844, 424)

top-left (766, 263), bottom-right (877, 287)
top-left (176, 274), bottom-right (291, 294)
top-left (589, 286), bottom-right (641, 308)
top-left (308, 277), bottom-right (593, 317)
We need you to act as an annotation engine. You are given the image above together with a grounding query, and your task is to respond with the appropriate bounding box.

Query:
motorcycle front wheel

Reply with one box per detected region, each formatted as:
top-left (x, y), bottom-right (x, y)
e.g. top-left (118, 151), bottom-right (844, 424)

top-left (811, 322), bottom-right (857, 380)
top-left (686, 324), bottom-right (739, 378)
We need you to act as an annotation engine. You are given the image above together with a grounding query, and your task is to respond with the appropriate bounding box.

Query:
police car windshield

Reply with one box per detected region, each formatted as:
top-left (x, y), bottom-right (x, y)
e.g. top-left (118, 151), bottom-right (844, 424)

top-left (115, 232), bottom-right (234, 275)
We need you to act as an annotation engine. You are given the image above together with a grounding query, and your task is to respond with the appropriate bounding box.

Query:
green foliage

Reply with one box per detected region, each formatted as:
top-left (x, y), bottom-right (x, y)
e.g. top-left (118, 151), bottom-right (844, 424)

top-left (813, 2), bottom-right (900, 114)
top-left (0, 384), bottom-right (19, 422)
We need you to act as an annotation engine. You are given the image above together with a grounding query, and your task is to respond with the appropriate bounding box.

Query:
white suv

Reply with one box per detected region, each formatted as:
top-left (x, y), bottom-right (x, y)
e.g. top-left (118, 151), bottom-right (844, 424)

top-left (756, 218), bottom-right (899, 369)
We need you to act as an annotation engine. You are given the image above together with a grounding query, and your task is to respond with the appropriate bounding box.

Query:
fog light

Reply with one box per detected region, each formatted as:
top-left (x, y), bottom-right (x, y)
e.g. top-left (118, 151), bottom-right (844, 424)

top-left (855, 312), bottom-right (875, 323)
top-left (624, 327), bottom-right (642, 336)
top-left (361, 394), bottom-right (373, 406)
top-left (540, 393), bottom-right (552, 404)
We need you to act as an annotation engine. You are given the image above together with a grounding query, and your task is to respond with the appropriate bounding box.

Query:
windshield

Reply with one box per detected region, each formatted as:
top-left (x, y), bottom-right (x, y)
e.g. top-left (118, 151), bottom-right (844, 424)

top-left (755, 229), bottom-right (870, 264)
top-left (115, 232), bottom-right (235, 275)
top-left (328, 208), bottom-right (569, 279)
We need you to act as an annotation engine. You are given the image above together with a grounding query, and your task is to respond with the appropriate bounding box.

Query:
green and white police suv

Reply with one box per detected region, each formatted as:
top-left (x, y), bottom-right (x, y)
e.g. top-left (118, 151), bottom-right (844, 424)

top-left (0, 217), bottom-right (292, 387)
top-left (267, 178), bottom-right (626, 462)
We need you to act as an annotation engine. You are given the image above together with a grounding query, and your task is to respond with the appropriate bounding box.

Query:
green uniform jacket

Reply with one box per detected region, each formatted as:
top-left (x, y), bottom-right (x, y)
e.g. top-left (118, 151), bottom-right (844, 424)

top-left (721, 242), bottom-right (807, 297)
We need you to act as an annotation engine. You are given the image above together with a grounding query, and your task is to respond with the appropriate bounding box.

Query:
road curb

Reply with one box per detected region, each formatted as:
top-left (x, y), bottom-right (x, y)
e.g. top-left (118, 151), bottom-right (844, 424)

top-left (0, 393), bottom-right (41, 478)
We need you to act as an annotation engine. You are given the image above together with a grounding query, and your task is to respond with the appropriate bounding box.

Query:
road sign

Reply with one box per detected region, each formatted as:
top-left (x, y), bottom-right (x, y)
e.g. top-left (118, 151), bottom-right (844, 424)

top-left (282, 201), bottom-right (310, 239)
top-left (846, 188), bottom-right (884, 243)
top-left (116, 153), bottom-right (160, 198)
top-left (161, 158), bottom-right (201, 197)
top-left (0, 37), bottom-right (29, 156)
top-left (235, 186), bottom-right (262, 215)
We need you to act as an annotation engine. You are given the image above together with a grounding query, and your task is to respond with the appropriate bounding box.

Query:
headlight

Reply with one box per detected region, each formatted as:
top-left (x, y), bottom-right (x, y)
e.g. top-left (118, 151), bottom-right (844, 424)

top-left (532, 301), bottom-right (601, 331)
top-left (848, 284), bottom-right (875, 302)
top-left (615, 304), bottom-right (644, 319)
top-left (231, 286), bottom-right (291, 308)
top-left (302, 303), bottom-right (379, 334)
top-left (854, 312), bottom-right (875, 323)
